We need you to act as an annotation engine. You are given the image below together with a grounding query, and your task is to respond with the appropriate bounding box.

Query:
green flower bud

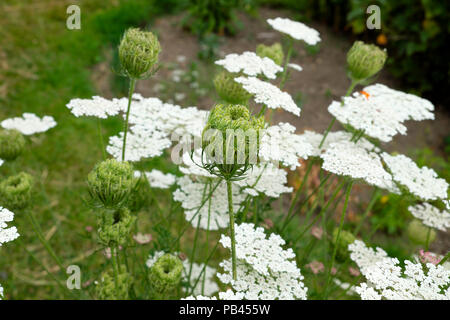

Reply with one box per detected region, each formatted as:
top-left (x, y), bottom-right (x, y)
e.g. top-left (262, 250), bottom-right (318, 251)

top-left (331, 228), bottom-right (356, 262)
top-left (87, 159), bottom-right (134, 208)
top-left (347, 41), bottom-right (387, 82)
top-left (119, 28), bottom-right (161, 79)
top-left (97, 207), bottom-right (136, 247)
top-left (96, 265), bottom-right (132, 300)
top-left (0, 129), bottom-right (26, 161)
top-left (214, 71), bottom-right (251, 105)
top-left (202, 104), bottom-right (265, 179)
top-left (0, 172), bottom-right (33, 210)
top-left (256, 43), bottom-right (284, 66)
top-left (149, 254), bottom-right (183, 297)
top-left (407, 219), bottom-right (436, 246)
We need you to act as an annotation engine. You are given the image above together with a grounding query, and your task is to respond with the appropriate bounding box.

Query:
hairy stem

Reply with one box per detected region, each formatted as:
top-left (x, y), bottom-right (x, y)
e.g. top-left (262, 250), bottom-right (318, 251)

top-left (226, 179), bottom-right (237, 281)
top-left (122, 77), bottom-right (137, 161)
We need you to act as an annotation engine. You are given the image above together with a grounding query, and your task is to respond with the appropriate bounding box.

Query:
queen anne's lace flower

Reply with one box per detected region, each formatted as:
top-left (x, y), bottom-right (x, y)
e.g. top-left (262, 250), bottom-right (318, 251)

top-left (135, 169), bottom-right (177, 189)
top-left (267, 17), bottom-right (321, 45)
top-left (66, 95), bottom-right (128, 118)
top-left (1, 113), bottom-right (56, 135)
top-left (234, 163), bottom-right (292, 198)
top-left (235, 76), bottom-right (300, 116)
top-left (408, 203), bottom-right (450, 231)
top-left (0, 207), bottom-right (19, 246)
top-left (0, 159), bottom-right (3, 166)
top-left (299, 130), bottom-right (378, 157)
top-left (0, 284), bottom-right (3, 299)
top-left (328, 84), bottom-right (435, 142)
top-left (382, 153), bottom-right (448, 201)
top-left (320, 141), bottom-right (398, 192)
top-left (215, 51), bottom-right (283, 79)
top-left (349, 240), bottom-right (450, 300)
top-left (218, 223), bottom-right (307, 300)
top-left (173, 176), bottom-right (246, 230)
top-left (259, 122), bottom-right (312, 169)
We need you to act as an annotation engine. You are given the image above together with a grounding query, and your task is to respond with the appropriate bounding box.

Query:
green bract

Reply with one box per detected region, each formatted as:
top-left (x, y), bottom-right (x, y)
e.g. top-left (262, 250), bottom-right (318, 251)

top-left (87, 159), bottom-right (134, 208)
top-left (256, 42), bottom-right (284, 66)
top-left (0, 129), bottom-right (26, 161)
top-left (347, 41), bottom-right (387, 82)
top-left (96, 265), bottom-right (132, 300)
top-left (149, 254), bottom-right (183, 297)
top-left (97, 207), bottom-right (136, 247)
top-left (0, 172), bottom-right (34, 210)
top-left (119, 28), bottom-right (161, 79)
top-left (214, 71), bottom-right (251, 105)
top-left (407, 219), bottom-right (436, 246)
top-left (331, 228), bottom-right (356, 262)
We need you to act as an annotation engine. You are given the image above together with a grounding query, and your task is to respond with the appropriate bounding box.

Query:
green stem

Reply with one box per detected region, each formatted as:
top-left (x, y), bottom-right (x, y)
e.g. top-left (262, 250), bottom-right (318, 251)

top-left (285, 160), bottom-right (314, 224)
top-left (122, 78), bottom-right (137, 161)
top-left (280, 37), bottom-right (293, 89)
top-left (97, 118), bottom-right (106, 160)
top-left (324, 180), bottom-right (353, 299)
top-left (425, 228), bottom-right (432, 251)
top-left (354, 188), bottom-right (380, 236)
top-left (111, 246), bottom-right (120, 298)
top-left (226, 179), bottom-right (237, 281)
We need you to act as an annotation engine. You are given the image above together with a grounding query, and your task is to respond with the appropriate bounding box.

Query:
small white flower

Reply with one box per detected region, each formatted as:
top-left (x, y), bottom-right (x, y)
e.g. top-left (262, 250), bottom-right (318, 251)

top-left (267, 17), bottom-right (321, 45)
top-left (235, 76), bottom-right (300, 116)
top-left (287, 63), bottom-right (303, 72)
top-left (0, 207), bottom-right (19, 246)
top-left (408, 203), bottom-right (450, 231)
top-left (1, 113), bottom-right (56, 135)
top-left (135, 169), bottom-right (177, 189)
top-left (215, 51), bottom-right (283, 79)
top-left (66, 95), bottom-right (128, 118)
top-left (382, 153), bottom-right (448, 201)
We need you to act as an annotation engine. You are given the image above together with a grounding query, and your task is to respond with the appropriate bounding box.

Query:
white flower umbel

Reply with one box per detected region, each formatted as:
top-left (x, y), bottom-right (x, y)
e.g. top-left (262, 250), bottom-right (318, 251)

top-left (234, 163), bottom-right (292, 198)
top-left (299, 130), bottom-right (378, 157)
top-left (0, 159), bottom-right (3, 166)
top-left (382, 153), bottom-right (448, 201)
top-left (287, 63), bottom-right (303, 72)
top-left (218, 223), bottom-right (307, 300)
top-left (320, 141), bottom-right (398, 192)
top-left (66, 95), bottom-right (129, 118)
top-left (173, 176), bottom-right (246, 230)
top-left (107, 130), bottom-right (171, 162)
top-left (215, 51), bottom-right (283, 79)
top-left (135, 169), bottom-right (177, 189)
top-left (235, 76), bottom-right (300, 116)
top-left (0, 207), bottom-right (19, 246)
top-left (0, 284), bottom-right (3, 300)
top-left (267, 17), bottom-right (321, 45)
top-left (348, 240), bottom-right (389, 274)
top-left (1, 113), bottom-right (56, 135)
top-left (328, 84), bottom-right (435, 142)
top-left (259, 122), bottom-right (312, 169)
top-left (408, 203), bottom-right (450, 231)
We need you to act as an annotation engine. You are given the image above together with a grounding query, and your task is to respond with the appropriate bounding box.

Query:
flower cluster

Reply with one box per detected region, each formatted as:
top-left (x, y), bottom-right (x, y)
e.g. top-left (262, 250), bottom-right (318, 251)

top-left (135, 169), bottom-right (177, 189)
top-left (1, 113), bottom-right (56, 135)
top-left (0, 207), bottom-right (19, 246)
top-left (267, 17), bottom-right (321, 45)
top-left (408, 203), bottom-right (450, 231)
top-left (66, 96), bottom-right (127, 118)
top-left (215, 51), bottom-right (283, 79)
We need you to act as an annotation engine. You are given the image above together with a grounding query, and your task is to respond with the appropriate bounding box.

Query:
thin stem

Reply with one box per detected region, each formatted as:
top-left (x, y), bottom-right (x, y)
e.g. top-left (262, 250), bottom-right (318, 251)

top-left (324, 180), bottom-right (353, 299)
top-left (285, 160), bottom-right (314, 224)
top-left (354, 188), bottom-right (380, 236)
top-left (280, 37), bottom-right (293, 89)
top-left (226, 179), bottom-right (237, 281)
top-left (425, 228), bottom-right (432, 251)
top-left (110, 246), bottom-right (120, 298)
top-left (122, 78), bottom-right (137, 161)
top-left (97, 118), bottom-right (106, 160)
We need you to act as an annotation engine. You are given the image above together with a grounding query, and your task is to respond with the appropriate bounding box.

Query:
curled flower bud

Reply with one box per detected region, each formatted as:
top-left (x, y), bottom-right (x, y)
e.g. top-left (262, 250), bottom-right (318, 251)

top-left (331, 228), bottom-right (356, 262)
top-left (87, 159), bottom-right (134, 208)
top-left (407, 219), bottom-right (436, 246)
top-left (0, 129), bottom-right (26, 161)
top-left (214, 71), bottom-right (251, 105)
top-left (202, 104), bottom-right (265, 180)
top-left (347, 41), bottom-right (387, 82)
top-left (97, 207), bottom-right (136, 247)
top-left (96, 265), bottom-right (132, 300)
top-left (149, 254), bottom-right (182, 297)
top-left (0, 172), bottom-right (33, 210)
top-left (118, 28), bottom-right (161, 79)
top-left (256, 42), bottom-right (284, 66)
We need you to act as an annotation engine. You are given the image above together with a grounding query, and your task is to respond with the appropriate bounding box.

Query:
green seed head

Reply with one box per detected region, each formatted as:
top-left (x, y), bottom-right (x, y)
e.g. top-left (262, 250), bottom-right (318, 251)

top-left (347, 41), bottom-right (387, 82)
top-left (97, 207), bottom-right (136, 247)
top-left (214, 71), bottom-right (252, 105)
top-left (331, 228), bottom-right (356, 262)
top-left (407, 219), bottom-right (436, 246)
top-left (118, 28), bottom-right (161, 79)
top-left (256, 42), bottom-right (284, 66)
top-left (96, 265), bottom-right (132, 300)
top-left (149, 254), bottom-right (183, 296)
top-left (0, 172), bottom-right (34, 210)
top-left (0, 129), bottom-right (26, 161)
top-left (87, 159), bottom-right (134, 208)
